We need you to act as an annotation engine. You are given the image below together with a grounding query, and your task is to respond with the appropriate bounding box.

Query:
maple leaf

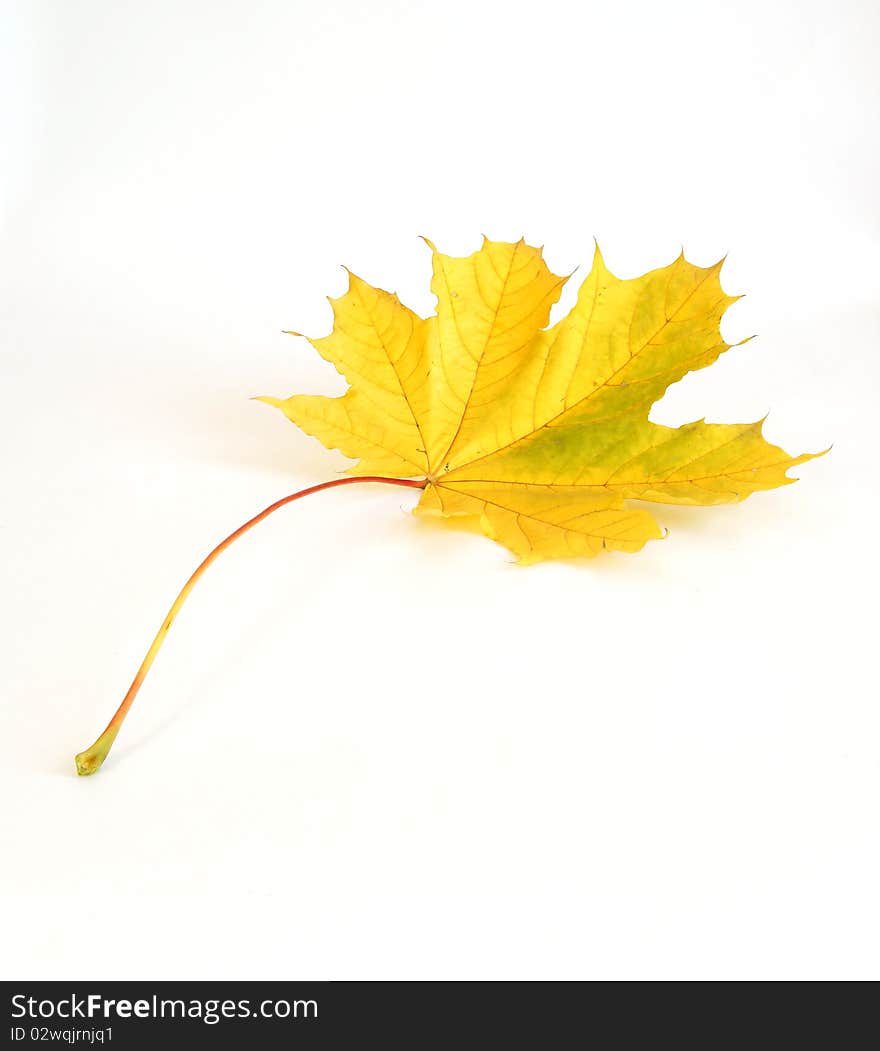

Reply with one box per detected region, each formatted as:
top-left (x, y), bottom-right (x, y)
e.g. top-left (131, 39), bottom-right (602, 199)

top-left (263, 238), bottom-right (821, 562)
top-left (74, 236), bottom-right (826, 775)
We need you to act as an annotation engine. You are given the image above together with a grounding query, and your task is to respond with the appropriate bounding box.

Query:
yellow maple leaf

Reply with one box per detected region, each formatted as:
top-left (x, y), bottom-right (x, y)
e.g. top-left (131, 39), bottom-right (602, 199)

top-left (73, 237), bottom-right (827, 775)
top-left (264, 237), bottom-right (822, 562)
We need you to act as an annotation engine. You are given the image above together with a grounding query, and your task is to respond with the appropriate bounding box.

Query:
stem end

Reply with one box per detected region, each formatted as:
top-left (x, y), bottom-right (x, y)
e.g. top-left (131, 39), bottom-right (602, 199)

top-left (75, 727), bottom-right (118, 777)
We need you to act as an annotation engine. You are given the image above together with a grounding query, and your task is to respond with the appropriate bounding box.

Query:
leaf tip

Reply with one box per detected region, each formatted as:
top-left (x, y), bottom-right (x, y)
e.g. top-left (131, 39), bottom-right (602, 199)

top-left (803, 443), bottom-right (833, 464)
top-left (590, 239), bottom-right (612, 276)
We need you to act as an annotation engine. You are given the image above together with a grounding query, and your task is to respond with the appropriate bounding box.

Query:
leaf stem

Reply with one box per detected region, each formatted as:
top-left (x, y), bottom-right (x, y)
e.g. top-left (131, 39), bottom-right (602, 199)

top-left (75, 475), bottom-right (427, 776)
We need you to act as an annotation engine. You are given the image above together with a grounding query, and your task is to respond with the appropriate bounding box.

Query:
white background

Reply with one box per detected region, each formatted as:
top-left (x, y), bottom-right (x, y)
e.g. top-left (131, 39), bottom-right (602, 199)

top-left (2, 0), bottom-right (878, 980)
